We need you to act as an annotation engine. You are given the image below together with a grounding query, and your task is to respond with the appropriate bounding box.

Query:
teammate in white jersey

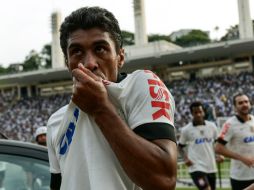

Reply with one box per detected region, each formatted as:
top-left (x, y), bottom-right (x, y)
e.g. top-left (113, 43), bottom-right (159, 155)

top-left (215, 93), bottom-right (254, 190)
top-left (178, 101), bottom-right (223, 190)
top-left (47, 6), bottom-right (177, 190)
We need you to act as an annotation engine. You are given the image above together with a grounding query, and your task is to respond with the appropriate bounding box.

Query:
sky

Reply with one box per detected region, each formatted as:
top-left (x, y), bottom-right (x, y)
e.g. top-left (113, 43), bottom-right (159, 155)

top-left (0, 0), bottom-right (254, 67)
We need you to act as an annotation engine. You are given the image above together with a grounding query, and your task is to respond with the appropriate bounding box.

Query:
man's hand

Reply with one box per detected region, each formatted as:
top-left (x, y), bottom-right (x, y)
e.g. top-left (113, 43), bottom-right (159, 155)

top-left (216, 155), bottom-right (224, 163)
top-left (71, 63), bottom-right (113, 116)
top-left (184, 157), bottom-right (193, 167)
top-left (239, 156), bottom-right (254, 168)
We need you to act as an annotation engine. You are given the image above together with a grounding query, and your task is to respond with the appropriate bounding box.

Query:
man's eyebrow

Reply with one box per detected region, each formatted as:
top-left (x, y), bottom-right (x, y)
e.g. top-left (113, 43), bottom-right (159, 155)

top-left (93, 39), bottom-right (111, 46)
top-left (68, 43), bottom-right (82, 50)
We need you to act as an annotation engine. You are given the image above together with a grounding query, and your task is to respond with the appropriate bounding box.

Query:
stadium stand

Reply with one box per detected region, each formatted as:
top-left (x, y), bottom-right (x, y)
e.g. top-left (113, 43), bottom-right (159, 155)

top-left (0, 93), bottom-right (70, 141)
top-left (0, 70), bottom-right (254, 141)
top-left (0, 38), bottom-right (254, 141)
top-left (167, 71), bottom-right (254, 130)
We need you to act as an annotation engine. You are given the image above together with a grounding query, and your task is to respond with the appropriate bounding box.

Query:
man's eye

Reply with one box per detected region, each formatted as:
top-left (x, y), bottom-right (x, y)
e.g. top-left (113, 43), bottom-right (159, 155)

top-left (95, 46), bottom-right (106, 53)
top-left (70, 49), bottom-right (82, 56)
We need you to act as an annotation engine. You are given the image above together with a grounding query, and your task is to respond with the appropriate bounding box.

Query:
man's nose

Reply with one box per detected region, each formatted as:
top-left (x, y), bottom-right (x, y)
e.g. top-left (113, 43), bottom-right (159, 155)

top-left (196, 113), bottom-right (202, 117)
top-left (83, 53), bottom-right (98, 71)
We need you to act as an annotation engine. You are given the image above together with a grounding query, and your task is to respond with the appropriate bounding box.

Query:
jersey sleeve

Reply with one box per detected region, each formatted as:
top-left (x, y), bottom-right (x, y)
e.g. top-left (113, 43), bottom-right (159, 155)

top-left (47, 114), bottom-right (61, 174)
top-left (217, 121), bottom-right (232, 144)
top-left (122, 70), bottom-right (176, 142)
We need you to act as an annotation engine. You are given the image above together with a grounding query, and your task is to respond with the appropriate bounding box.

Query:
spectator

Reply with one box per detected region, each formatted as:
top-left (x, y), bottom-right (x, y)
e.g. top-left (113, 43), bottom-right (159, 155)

top-left (34, 126), bottom-right (47, 146)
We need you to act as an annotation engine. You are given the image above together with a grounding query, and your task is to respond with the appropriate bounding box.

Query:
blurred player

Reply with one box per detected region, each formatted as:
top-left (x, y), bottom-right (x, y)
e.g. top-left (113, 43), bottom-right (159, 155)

top-left (178, 101), bottom-right (223, 190)
top-left (47, 6), bottom-right (177, 190)
top-left (34, 126), bottom-right (47, 146)
top-left (215, 93), bottom-right (254, 190)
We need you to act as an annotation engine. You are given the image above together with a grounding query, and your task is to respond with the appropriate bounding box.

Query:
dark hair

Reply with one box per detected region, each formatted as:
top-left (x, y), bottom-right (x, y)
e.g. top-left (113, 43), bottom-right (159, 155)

top-left (233, 92), bottom-right (248, 106)
top-left (60, 6), bottom-right (123, 61)
top-left (189, 101), bottom-right (204, 112)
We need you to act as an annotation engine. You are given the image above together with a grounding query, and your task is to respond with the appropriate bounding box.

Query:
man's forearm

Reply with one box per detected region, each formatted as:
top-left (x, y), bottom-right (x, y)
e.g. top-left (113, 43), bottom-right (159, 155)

top-left (178, 145), bottom-right (187, 160)
top-left (94, 108), bottom-right (177, 190)
top-left (215, 143), bottom-right (242, 160)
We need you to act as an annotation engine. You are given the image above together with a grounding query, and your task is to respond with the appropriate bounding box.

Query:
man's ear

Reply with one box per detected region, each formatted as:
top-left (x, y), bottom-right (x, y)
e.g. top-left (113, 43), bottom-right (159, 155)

top-left (65, 57), bottom-right (70, 69)
top-left (117, 48), bottom-right (125, 69)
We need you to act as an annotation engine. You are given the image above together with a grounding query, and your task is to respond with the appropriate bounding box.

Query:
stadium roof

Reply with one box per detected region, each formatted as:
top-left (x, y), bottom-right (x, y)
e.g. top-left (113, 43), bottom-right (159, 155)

top-left (122, 38), bottom-right (254, 71)
top-left (0, 67), bottom-right (71, 86)
top-left (0, 38), bottom-right (254, 86)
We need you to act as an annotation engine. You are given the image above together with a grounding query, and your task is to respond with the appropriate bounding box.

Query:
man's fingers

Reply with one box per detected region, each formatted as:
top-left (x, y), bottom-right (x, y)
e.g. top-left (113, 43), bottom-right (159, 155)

top-left (78, 63), bottom-right (100, 81)
top-left (72, 67), bottom-right (101, 91)
top-left (72, 68), bottom-right (91, 84)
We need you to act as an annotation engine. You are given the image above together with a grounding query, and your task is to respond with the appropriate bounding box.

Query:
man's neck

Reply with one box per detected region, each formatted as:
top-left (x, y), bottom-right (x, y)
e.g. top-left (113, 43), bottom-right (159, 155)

top-left (236, 114), bottom-right (251, 122)
top-left (192, 120), bottom-right (205, 126)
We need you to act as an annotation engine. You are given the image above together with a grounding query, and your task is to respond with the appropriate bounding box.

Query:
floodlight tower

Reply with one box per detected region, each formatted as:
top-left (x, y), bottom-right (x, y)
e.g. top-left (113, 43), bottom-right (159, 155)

top-left (237, 0), bottom-right (253, 39)
top-left (51, 11), bottom-right (64, 68)
top-left (133, 0), bottom-right (148, 46)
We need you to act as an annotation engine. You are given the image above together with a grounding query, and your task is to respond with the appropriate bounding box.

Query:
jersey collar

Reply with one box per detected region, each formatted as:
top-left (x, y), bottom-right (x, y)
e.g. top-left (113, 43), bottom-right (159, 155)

top-left (192, 120), bottom-right (206, 126)
top-left (235, 114), bottom-right (251, 123)
top-left (116, 73), bottom-right (127, 83)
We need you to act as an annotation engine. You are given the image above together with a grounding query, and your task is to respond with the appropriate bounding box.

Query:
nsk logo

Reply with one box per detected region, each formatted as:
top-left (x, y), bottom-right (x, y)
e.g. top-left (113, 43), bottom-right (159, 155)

top-left (144, 70), bottom-right (171, 121)
top-left (59, 108), bottom-right (79, 155)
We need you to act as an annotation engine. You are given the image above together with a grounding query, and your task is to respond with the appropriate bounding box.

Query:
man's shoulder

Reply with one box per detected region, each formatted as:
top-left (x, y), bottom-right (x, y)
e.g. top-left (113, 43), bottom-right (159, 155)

top-left (124, 70), bottom-right (161, 81)
top-left (181, 123), bottom-right (192, 131)
top-left (205, 120), bottom-right (217, 128)
top-left (117, 70), bottom-right (156, 94)
top-left (47, 104), bottom-right (68, 128)
top-left (225, 116), bottom-right (239, 125)
top-left (220, 116), bottom-right (239, 131)
top-left (250, 114), bottom-right (254, 121)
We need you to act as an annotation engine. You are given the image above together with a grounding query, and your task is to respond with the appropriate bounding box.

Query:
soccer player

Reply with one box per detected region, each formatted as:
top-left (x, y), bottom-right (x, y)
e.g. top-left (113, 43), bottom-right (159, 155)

top-left (47, 6), bottom-right (177, 190)
top-left (178, 101), bottom-right (223, 190)
top-left (215, 93), bottom-right (254, 190)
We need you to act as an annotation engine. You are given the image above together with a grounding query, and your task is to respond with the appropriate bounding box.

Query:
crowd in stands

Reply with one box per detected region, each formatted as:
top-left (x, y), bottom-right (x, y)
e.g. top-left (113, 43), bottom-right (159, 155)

top-left (0, 89), bottom-right (16, 113)
top-left (167, 71), bottom-right (254, 129)
top-left (0, 93), bottom-right (70, 141)
top-left (0, 71), bottom-right (254, 141)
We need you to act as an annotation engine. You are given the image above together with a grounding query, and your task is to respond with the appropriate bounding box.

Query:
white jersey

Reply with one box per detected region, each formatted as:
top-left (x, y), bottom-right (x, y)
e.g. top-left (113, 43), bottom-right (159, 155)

top-left (47, 70), bottom-right (175, 190)
top-left (179, 121), bottom-right (218, 173)
top-left (218, 115), bottom-right (254, 180)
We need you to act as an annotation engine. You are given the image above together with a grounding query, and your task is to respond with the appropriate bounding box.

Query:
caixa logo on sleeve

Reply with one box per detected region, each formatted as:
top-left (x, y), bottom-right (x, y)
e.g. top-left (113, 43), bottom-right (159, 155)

top-left (59, 108), bottom-right (79, 155)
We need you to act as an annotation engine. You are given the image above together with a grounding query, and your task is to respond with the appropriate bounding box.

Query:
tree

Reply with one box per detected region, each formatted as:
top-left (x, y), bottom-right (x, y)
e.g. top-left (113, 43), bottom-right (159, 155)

top-left (220, 20), bottom-right (254, 41)
top-left (148, 34), bottom-right (171, 42)
top-left (220, 25), bottom-right (239, 41)
top-left (0, 64), bottom-right (7, 74)
top-left (173, 30), bottom-right (211, 47)
top-left (41, 44), bottom-right (52, 68)
top-left (121, 30), bottom-right (172, 46)
top-left (122, 30), bottom-right (135, 46)
top-left (23, 50), bottom-right (41, 71)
